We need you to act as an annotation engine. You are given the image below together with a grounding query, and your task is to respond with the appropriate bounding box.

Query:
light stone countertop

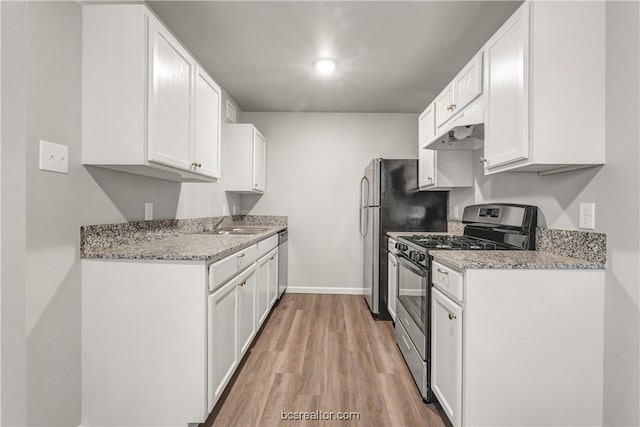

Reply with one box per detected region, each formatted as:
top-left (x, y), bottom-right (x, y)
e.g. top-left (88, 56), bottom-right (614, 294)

top-left (431, 250), bottom-right (605, 270)
top-left (81, 225), bottom-right (286, 262)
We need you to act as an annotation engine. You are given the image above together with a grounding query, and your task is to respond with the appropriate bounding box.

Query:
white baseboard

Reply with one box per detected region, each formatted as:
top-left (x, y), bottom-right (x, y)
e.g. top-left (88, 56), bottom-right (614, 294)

top-left (286, 286), bottom-right (365, 295)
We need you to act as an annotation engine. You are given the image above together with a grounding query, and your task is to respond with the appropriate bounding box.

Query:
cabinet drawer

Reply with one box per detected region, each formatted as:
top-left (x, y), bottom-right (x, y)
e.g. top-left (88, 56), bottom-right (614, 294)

top-left (432, 261), bottom-right (464, 303)
top-left (209, 244), bottom-right (257, 292)
top-left (395, 321), bottom-right (428, 400)
top-left (257, 234), bottom-right (278, 259)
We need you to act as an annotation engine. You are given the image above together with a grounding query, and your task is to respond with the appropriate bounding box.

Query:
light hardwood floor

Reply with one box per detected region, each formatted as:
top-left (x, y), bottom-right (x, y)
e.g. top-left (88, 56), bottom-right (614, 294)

top-left (205, 293), bottom-right (446, 427)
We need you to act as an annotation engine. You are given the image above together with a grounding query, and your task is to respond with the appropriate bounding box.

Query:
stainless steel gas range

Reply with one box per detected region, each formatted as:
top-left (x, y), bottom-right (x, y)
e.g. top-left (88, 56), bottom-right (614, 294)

top-left (394, 203), bottom-right (538, 402)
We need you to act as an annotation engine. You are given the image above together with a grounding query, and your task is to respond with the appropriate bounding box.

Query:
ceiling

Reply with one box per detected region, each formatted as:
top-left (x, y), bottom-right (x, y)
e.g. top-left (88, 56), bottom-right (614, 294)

top-left (147, 1), bottom-right (522, 113)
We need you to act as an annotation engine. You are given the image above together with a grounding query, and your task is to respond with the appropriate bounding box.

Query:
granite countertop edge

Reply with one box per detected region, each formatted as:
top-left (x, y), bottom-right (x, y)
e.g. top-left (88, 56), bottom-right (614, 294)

top-left (81, 226), bottom-right (286, 263)
top-left (430, 250), bottom-right (605, 270)
top-left (386, 230), bottom-right (605, 270)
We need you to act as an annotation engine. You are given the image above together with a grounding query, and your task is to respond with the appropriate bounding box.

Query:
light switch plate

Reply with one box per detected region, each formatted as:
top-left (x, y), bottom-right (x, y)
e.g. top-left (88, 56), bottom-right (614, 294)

top-left (144, 203), bottom-right (153, 221)
top-left (579, 203), bottom-right (596, 230)
top-left (39, 140), bottom-right (69, 174)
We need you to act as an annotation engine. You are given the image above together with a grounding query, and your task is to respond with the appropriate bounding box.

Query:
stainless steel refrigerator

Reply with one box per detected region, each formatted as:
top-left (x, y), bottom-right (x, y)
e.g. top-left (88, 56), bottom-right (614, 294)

top-left (360, 159), bottom-right (448, 320)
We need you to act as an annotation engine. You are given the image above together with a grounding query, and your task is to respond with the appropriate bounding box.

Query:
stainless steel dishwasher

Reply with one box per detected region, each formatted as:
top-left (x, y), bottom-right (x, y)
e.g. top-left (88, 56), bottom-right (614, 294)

top-left (277, 229), bottom-right (288, 298)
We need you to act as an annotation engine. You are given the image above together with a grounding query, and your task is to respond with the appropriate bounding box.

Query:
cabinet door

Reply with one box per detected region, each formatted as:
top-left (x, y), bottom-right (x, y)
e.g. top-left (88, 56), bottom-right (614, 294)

top-left (252, 129), bottom-right (266, 192)
top-left (387, 253), bottom-right (397, 321)
top-left (256, 256), bottom-right (270, 326)
top-left (237, 268), bottom-right (257, 357)
top-left (435, 83), bottom-right (455, 128)
top-left (419, 149), bottom-right (436, 189)
top-left (148, 19), bottom-right (193, 171)
top-left (453, 53), bottom-right (483, 113)
top-left (484, 4), bottom-right (530, 169)
top-left (268, 250), bottom-right (279, 307)
top-left (418, 103), bottom-right (436, 148)
top-left (193, 65), bottom-right (222, 178)
top-left (208, 279), bottom-right (237, 412)
top-left (418, 104), bottom-right (436, 189)
top-left (432, 288), bottom-right (463, 427)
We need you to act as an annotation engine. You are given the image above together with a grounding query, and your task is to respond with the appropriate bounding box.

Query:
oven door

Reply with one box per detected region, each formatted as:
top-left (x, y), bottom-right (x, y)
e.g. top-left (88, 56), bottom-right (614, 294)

top-left (396, 254), bottom-right (428, 358)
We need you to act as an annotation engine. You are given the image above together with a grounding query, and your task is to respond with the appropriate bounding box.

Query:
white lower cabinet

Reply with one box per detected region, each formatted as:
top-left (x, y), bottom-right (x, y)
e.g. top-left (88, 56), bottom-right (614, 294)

top-left (82, 233), bottom-right (285, 426)
top-left (429, 260), bottom-right (605, 427)
top-left (431, 288), bottom-right (462, 427)
top-left (268, 249), bottom-right (279, 307)
top-left (256, 255), bottom-right (270, 325)
top-left (208, 278), bottom-right (238, 412)
top-left (236, 265), bottom-right (257, 357)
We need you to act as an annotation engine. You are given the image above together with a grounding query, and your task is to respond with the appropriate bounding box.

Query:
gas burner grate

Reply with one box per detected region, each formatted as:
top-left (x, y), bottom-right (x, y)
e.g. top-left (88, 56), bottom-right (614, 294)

top-left (407, 235), bottom-right (509, 250)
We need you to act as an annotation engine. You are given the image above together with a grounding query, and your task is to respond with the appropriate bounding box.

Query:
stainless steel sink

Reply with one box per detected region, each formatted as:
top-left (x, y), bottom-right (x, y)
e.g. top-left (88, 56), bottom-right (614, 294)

top-left (208, 227), bottom-right (268, 236)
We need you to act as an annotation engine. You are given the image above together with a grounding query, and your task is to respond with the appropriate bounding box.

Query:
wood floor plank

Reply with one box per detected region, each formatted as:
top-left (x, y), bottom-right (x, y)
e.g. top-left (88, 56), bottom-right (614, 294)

top-left (207, 294), bottom-right (446, 427)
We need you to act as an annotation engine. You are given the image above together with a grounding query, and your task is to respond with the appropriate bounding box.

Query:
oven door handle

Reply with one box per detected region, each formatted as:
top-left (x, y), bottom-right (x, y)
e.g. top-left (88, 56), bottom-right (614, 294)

top-left (397, 253), bottom-right (428, 277)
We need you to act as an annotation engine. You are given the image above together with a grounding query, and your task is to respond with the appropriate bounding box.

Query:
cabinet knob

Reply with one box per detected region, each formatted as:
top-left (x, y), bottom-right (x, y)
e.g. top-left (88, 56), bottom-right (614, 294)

top-left (448, 312), bottom-right (457, 320)
top-left (479, 157), bottom-right (488, 164)
top-left (428, 176), bottom-right (433, 182)
top-left (446, 104), bottom-right (457, 112)
top-left (191, 162), bottom-right (202, 168)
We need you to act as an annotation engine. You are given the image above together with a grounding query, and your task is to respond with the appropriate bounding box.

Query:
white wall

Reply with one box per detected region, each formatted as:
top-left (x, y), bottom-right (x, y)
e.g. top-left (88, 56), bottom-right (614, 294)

top-left (444, 2), bottom-right (639, 424)
top-left (1, 2), bottom-right (27, 424)
top-left (242, 112), bottom-right (418, 292)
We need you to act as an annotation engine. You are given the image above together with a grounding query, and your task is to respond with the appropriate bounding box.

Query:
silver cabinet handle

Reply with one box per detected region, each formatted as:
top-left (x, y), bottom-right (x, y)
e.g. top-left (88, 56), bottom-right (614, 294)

top-left (237, 253), bottom-right (246, 258)
top-left (436, 268), bottom-right (449, 275)
top-left (448, 312), bottom-right (457, 320)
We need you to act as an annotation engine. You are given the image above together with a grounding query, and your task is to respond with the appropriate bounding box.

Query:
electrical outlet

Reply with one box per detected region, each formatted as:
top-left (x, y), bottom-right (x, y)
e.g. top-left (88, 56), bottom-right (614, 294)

top-left (222, 205), bottom-right (229, 215)
top-left (579, 203), bottom-right (595, 230)
top-left (453, 205), bottom-right (460, 219)
top-left (144, 203), bottom-right (153, 221)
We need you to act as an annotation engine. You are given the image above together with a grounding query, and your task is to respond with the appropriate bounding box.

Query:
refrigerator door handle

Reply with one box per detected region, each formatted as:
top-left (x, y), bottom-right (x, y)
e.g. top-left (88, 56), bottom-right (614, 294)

top-left (363, 177), bottom-right (370, 207)
top-left (359, 177), bottom-right (370, 237)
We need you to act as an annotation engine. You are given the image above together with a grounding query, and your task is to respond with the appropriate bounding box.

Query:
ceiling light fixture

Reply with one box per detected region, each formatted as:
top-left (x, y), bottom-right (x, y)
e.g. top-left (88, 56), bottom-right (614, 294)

top-left (314, 58), bottom-right (336, 75)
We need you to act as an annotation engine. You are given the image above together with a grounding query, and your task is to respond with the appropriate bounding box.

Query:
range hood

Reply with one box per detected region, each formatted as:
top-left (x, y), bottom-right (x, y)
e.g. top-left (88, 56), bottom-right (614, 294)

top-left (423, 98), bottom-right (485, 151)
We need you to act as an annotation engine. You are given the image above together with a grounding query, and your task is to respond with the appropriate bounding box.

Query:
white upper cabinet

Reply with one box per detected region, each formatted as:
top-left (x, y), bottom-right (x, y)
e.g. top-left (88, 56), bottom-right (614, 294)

top-left (435, 53), bottom-right (484, 131)
top-left (148, 19), bottom-right (194, 171)
top-left (483, 1), bottom-right (605, 174)
top-left (223, 124), bottom-right (267, 194)
top-left (451, 53), bottom-right (483, 120)
top-left (82, 4), bottom-right (222, 182)
top-left (435, 83), bottom-right (456, 129)
top-left (193, 65), bottom-right (222, 179)
top-left (419, 103), bottom-right (473, 191)
top-left (252, 129), bottom-right (267, 193)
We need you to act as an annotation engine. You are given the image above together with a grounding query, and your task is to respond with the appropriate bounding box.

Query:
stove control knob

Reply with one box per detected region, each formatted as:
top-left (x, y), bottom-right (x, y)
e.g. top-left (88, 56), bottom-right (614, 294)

top-left (418, 253), bottom-right (426, 262)
top-left (408, 250), bottom-right (415, 259)
top-left (400, 244), bottom-right (408, 251)
top-left (394, 242), bottom-right (400, 250)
